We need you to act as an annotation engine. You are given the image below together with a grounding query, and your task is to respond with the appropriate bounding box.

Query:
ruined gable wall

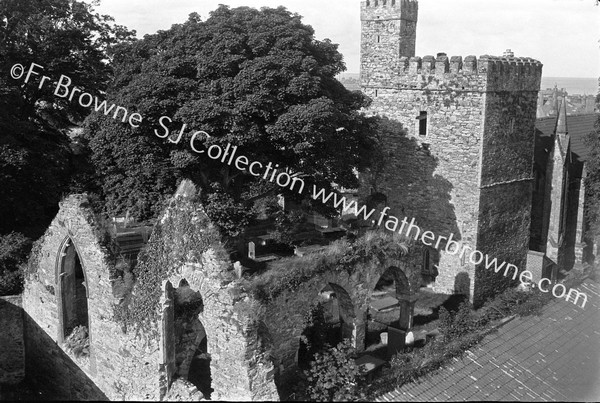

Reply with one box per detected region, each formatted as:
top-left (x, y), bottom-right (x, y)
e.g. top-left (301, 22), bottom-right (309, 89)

top-left (152, 183), bottom-right (279, 401)
top-left (22, 195), bottom-right (161, 400)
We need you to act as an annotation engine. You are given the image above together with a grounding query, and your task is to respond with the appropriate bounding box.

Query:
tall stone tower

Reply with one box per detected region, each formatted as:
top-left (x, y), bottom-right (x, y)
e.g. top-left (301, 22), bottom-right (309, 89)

top-left (359, 0), bottom-right (543, 306)
top-left (360, 0), bottom-right (418, 85)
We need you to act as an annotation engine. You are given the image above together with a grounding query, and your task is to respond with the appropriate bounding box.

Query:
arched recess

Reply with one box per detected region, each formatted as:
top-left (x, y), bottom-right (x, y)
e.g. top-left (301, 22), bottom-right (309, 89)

top-left (56, 237), bottom-right (89, 344)
top-left (367, 266), bottom-right (414, 348)
top-left (297, 283), bottom-right (357, 369)
top-left (163, 278), bottom-right (212, 399)
top-left (421, 247), bottom-right (439, 287)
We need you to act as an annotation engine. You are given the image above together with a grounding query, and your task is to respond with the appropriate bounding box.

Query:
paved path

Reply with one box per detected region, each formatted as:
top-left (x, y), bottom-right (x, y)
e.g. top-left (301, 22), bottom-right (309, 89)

top-left (377, 278), bottom-right (600, 402)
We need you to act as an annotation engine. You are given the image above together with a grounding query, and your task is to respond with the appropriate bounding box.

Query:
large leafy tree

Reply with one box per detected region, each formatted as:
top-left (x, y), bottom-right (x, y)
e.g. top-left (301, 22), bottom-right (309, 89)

top-left (0, 0), bottom-right (134, 237)
top-left (85, 6), bottom-right (377, 234)
top-left (0, 0), bottom-right (134, 294)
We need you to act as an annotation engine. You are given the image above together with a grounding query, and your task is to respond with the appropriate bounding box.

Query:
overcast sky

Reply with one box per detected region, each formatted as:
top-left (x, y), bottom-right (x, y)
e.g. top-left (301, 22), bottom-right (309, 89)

top-left (90, 0), bottom-right (599, 78)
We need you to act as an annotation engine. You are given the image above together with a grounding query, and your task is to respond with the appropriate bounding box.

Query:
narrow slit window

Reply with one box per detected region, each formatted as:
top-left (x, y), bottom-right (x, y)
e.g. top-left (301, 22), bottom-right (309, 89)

top-left (417, 111), bottom-right (428, 136)
top-left (377, 35), bottom-right (380, 43)
top-left (375, 89), bottom-right (378, 97)
top-left (422, 249), bottom-right (430, 274)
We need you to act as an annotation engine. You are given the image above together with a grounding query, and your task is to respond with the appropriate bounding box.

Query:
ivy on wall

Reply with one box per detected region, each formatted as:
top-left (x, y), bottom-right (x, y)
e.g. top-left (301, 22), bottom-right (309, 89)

top-left (245, 230), bottom-right (413, 304)
top-left (113, 194), bottom-right (227, 336)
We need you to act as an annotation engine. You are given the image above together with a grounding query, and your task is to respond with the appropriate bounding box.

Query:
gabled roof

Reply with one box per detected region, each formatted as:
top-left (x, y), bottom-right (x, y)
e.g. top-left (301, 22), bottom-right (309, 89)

top-left (568, 113), bottom-right (599, 162)
top-left (535, 113), bottom-right (598, 163)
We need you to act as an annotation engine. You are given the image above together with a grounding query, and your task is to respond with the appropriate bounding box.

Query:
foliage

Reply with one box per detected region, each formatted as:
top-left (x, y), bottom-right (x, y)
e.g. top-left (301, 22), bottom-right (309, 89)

top-left (267, 209), bottom-right (307, 246)
top-left (0, 232), bottom-right (32, 295)
top-left (305, 339), bottom-right (365, 402)
top-left (64, 325), bottom-right (90, 358)
top-left (0, 0), bottom-right (134, 244)
top-left (245, 230), bottom-right (411, 303)
top-left (113, 194), bottom-right (226, 336)
top-left (378, 331), bottom-right (484, 395)
top-left (513, 290), bottom-right (553, 317)
top-left (478, 287), bottom-right (552, 325)
top-left (84, 5), bottom-right (378, 229)
top-left (299, 303), bottom-right (334, 364)
top-left (438, 302), bottom-right (478, 342)
top-left (203, 186), bottom-right (254, 238)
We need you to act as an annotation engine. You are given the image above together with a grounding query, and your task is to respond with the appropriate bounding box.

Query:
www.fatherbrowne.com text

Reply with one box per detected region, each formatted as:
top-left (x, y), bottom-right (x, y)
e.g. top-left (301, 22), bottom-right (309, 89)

top-left (9, 62), bottom-right (589, 309)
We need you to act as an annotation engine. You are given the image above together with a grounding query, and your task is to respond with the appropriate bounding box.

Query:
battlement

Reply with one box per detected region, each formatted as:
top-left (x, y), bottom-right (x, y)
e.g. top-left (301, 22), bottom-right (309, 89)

top-left (400, 54), bottom-right (542, 75)
top-left (360, 0), bottom-right (418, 21)
top-left (362, 52), bottom-right (543, 92)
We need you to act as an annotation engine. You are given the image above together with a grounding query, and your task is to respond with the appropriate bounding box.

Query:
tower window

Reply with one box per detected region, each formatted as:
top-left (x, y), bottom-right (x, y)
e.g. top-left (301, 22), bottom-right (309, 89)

top-left (422, 249), bottom-right (431, 274)
top-left (377, 35), bottom-right (380, 43)
top-left (375, 90), bottom-right (378, 97)
top-left (417, 111), bottom-right (428, 136)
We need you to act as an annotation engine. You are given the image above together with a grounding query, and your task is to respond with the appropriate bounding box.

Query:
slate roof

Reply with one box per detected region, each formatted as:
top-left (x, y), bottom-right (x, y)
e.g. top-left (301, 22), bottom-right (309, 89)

top-left (376, 277), bottom-right (600, 402)
top-left (534, 113), bottom-right (599, 163)
top-left (568, 113), bottom-right (599, 162)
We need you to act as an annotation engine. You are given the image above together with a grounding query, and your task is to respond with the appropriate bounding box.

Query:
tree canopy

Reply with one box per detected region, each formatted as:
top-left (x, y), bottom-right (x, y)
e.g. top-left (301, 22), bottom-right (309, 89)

top-left (84, 5), bottom-right (377, 235)
top-left (0, 0), bottom-right (134, 294)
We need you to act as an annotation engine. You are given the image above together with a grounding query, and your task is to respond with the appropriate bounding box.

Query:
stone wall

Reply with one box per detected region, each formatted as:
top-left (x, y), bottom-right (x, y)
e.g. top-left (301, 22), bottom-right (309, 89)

top-left (23, 195), bottom-right (162, 400)
top-left (0, 295), bottom-right (24, 385)
top-left (262, 248), bottom-right (421, 383)
top-left (360, 0), bottom-right (418, 84)
top-left (473, 89), bottom-right (538, 305)
top-left (361, 24), bottom-right (542, 300)
top-left (20, 187), bottom-right (281, 401)
top-left (153, 182), bottom-right (279, 401)
top-left (360, 75), bottom-right (487, 297)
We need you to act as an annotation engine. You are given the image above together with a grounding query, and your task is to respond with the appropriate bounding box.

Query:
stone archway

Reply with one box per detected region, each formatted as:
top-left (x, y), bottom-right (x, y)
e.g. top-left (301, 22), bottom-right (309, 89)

top-left (174, 279), bottom-right (211, 399)
top-left (57, 237), bottom-right (89, 342)
top-left (161, 278), bottom-right (212, 400)
top-left (367, 266), bottom-right (415, 350)
top-left (297, 282), bottom-right (357, 369)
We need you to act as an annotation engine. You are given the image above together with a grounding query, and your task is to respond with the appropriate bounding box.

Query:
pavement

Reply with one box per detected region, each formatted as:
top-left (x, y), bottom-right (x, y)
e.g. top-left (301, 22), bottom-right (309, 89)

top-left (376, 277), bottom-right (600, 402)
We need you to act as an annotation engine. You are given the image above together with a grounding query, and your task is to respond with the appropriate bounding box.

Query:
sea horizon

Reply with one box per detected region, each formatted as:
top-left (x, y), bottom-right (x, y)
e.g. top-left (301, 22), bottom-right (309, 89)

top-left (338, 73), bottom-right (598, 96)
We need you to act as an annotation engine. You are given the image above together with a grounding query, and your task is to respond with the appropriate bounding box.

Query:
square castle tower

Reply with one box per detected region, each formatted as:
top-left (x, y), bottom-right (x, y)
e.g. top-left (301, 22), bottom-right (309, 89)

top-left (360, 0), bottom-right (543, 306)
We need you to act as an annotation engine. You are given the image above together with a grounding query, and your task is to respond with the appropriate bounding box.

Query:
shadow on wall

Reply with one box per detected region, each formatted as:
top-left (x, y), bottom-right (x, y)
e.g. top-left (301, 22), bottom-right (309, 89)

top-left (23, 311), bottom-right (108, 401)
top-left (454, 272), bottom-right (471, 296)
top-left (361, 116), bottom-right (460, 243)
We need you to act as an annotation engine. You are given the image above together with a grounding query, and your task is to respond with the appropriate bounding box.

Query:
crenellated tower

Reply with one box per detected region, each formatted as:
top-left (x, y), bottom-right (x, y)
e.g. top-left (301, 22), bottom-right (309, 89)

top-left (359, 0), bottom-right (544, 306)
top-left (360, 0), bottom-right (418, 85)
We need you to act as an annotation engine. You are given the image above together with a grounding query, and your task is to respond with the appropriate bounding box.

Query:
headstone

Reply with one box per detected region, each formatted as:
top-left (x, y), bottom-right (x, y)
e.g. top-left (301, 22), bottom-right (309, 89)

top-left (248, 241), bottom-right (256, 260)
top-left (387, 327), bottom-right (406, 357)
top-left (234, 261), bottom-right (244, 279)
top-left (405, 331), bottom-right (415, 346)
top-left (380, 332), bottom-right (388, 345)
